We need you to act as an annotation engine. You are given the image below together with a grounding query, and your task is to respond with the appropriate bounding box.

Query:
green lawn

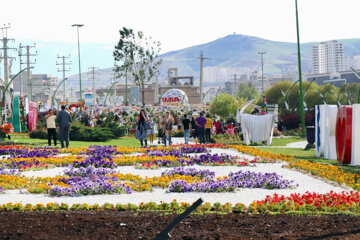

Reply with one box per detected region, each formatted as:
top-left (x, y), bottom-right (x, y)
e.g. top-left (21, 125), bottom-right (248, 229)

top-left (8, 135), bottom-right (140, 148)
top-left (216, 136), bottom-right (304, 147)
top-left (267, 136), bottom-right (304, 146)
top-left (259, 147), bottom-right (360, 174)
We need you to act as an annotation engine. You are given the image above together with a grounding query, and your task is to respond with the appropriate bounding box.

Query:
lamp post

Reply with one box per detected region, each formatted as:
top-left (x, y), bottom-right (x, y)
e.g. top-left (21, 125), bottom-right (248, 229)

top-left (71, 24), bottom-right (84, 103)
top-left (104, 80), bottom-right (118, 106)
top-left (295, 0), bottom-right (306, 137)
top-left (52, 78), bottom-right (68, 108)
top-left (258, 52), bottom-right (266, 94)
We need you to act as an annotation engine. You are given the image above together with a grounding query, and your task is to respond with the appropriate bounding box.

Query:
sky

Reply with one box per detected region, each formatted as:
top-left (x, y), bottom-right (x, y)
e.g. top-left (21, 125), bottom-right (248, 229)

top-left (1, 0), bottom-right (360, 54)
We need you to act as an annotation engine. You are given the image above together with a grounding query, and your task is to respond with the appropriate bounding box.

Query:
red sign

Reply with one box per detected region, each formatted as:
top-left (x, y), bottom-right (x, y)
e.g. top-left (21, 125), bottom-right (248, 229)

top-left (162, 97), bottom-right (180, 103)
top-left (335, 106), bottom-right (352, 164)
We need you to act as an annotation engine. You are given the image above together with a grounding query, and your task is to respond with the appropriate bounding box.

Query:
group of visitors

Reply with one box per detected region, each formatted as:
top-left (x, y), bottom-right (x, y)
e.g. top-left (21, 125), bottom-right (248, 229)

top-left (135, 109), bottom-right (215, 147)
top-left (45, 105), bottom-right (72, 148)
top-left (135, 110), bottom-right (175, 147)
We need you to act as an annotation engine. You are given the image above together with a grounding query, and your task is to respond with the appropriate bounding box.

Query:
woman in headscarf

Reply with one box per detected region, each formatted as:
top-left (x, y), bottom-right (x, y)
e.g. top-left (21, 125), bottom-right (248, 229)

top-left (135, 109), bottom-right (148, 147)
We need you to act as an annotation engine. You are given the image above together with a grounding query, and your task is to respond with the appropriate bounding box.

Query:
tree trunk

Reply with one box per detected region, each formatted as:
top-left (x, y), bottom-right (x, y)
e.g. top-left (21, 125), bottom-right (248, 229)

top-left (141, 81), bottom-right (145, 107)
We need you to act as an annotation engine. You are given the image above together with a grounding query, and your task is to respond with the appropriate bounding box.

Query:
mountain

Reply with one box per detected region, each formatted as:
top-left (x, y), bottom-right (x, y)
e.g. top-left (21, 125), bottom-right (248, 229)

top-left (6, 34), bottom-right (360, 90)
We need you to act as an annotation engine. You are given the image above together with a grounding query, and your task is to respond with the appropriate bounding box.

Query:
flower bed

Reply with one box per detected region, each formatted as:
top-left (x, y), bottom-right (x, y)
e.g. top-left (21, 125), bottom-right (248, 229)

top-left (168, 170), bottom-right (296, 192)
top-left (0, 200), bottom-right (241, 213)
top-left (2, 190), bottom-right (360, 215)
top-left (228, 144), bottom-right (360, 192)
top-left (250, 191), bottom-right (360, 214)
top-left (0, 143), bottom-right (356, 216)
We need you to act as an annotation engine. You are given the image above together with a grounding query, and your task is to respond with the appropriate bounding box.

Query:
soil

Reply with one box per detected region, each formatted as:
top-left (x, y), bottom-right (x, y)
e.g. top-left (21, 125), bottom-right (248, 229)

top-left (1, 211), bottom-right (360, 240)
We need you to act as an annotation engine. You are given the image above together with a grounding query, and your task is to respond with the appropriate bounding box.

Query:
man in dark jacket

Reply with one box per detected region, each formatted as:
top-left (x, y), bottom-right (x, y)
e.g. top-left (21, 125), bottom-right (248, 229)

top-left (56, 105), bottom-right (72, 148)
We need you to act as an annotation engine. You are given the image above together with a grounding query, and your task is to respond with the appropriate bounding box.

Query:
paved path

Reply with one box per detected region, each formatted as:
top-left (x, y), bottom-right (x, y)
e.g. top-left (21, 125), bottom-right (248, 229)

top-left (285, 141), bottom-right (308, 149)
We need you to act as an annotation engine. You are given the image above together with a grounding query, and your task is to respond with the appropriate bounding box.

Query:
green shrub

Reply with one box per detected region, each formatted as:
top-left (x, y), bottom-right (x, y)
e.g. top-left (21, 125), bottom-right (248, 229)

top-left (30, 121), bottom-right (124, 142)
top-left (69, 122), bottom-right (114, 141)
top-left (102, 122), bottom-right (126, 138)
top-left (282, 129), bottom-right (300, 136)
top-left (29, 130), bottom-right (51, 139)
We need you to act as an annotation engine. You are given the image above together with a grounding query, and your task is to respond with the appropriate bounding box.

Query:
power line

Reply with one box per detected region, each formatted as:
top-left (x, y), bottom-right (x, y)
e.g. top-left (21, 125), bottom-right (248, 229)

top-left (19, 42), bottom-right (37, 99)
top-left (197, 52), bottom-right (210, 105)
top-left (0, 23), bottom-right (16, 86)
top-left (56, 55), bottom-right (71, 101)
top-left (87, 66), bottom-right (99, 106)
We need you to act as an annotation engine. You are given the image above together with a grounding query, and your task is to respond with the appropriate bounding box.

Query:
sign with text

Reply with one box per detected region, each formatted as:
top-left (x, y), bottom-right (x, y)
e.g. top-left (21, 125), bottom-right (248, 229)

top-left (161, 89), bottom-right (188, 106)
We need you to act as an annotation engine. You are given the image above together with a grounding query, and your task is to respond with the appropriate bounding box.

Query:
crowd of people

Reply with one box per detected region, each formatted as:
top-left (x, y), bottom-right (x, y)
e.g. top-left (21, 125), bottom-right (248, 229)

top-left (134, 109), bottom-right (240, 147)
top-left (42, 96), bottom-right (269, 148)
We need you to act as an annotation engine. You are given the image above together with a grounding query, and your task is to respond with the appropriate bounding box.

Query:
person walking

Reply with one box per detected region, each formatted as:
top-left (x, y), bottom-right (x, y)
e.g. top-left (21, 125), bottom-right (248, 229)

top-left (135, 109), bottom-right (148, 147)
top-left (157, 115), bottom-right (164, 144)
top-left (181, 114), bottom-right (191, 145)
top-left (160, 115), bottom-right (167, 146)
top-left (196, 112), bottom-right (207, 144)
top-left (45, 109), bottom-right (57, 147)
top-left (191, 116), bottom-right (197, 139)
top-left (205, 114), bottom-right (213, 143)
top-left (162, 112), bottom-right (174, 146)
top-left (147, 117), bottom-right (156, 145)
top-left (56, 105), bottom-right (72, 148)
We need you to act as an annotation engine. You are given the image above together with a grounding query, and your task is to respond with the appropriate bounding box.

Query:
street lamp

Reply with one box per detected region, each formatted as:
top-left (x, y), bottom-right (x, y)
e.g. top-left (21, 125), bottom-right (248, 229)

top-left (71, 24), bottom-right (84, 103)
top-left (52, 78), bottom-right (68, 108)
top-left (295, 0), bottom-right (306, 137)
top-left (258, 52), bottom-right (266, 94)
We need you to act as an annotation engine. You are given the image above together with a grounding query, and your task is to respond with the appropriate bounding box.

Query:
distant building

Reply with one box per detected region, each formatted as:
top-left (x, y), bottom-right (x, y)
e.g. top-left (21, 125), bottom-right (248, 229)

top-left (249, 71), bottom-right (270, 92)
top-left (11, 72), bottom-right (57, 106)
top-left (312, 40), bottom-right (344, 74)
top-left (224, 81), bottom-right (234, 95)
top-left (306, 69), bottom-right (360, 88)
top-left (354, 55), bottom-right (360, 69)
top-left (95, 68), bottom-right (201, 105)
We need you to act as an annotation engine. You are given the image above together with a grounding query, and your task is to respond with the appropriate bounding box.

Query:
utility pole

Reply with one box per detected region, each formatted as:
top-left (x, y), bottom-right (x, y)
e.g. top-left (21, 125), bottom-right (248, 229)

top-left (18, 46), bottom-right (23, 95)
top-left (258, 51), bottom-right (266, 94)
top-left (0, 24), bottom-right (16, 86)
top-left (56, 55), bottom-right (71, 102)
top-left (69, 84), bottom-right (74, 98)
top-left (198, 53), bottom-right (209, 105)
top-left (19, 43), bottom-right (37, 100)
top-left (87, 66), bottom-right (99, 106)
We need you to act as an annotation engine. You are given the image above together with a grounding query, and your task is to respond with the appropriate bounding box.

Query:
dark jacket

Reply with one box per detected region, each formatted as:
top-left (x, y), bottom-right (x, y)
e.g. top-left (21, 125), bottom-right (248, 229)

top-left (56, 110), bottom-right (72, 128)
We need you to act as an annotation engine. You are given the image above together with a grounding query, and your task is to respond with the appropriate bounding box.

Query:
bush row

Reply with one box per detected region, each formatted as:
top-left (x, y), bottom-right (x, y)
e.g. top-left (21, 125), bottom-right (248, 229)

top-left (29, 122), bottom-right (126, 142)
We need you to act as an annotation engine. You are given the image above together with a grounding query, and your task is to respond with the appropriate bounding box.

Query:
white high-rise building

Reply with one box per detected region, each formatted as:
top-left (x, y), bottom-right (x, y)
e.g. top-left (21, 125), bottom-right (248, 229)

top-left (312, 40), bottom-right (344, 74)
top-left (353, 55), bottom-right (360, 69)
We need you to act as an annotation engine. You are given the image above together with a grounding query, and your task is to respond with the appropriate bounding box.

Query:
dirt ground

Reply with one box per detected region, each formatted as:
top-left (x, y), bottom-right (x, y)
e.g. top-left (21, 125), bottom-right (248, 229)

top-left (1, 211), bottom-right (360, 240)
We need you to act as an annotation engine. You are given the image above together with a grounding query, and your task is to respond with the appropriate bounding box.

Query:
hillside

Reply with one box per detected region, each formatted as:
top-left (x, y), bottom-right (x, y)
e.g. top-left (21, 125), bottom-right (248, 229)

top-left (8, 34), bottom-right (360, 89)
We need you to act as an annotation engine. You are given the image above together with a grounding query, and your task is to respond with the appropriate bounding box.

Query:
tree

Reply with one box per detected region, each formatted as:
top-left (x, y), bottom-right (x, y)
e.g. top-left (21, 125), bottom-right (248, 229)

top-left (209, 93), bottom-right (238, 118)
top-left (113, 27), bottom-right (162, 106)
top-left (343, 83), bottom-right (360, 104)
top-left (236, 82), bottom-right (259, 100)
top-left (264, 81), bottom-right (293, 105)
